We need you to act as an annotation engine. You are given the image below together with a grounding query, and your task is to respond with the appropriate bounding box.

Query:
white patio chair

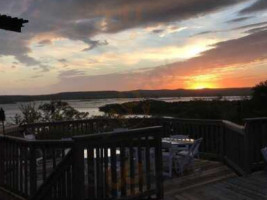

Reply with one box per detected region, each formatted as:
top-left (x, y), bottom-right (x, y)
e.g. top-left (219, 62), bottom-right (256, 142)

top-left (262, 147), bottom-right (267, 171)
top-left (24, 133), bottom-right (43, 166)
top-left (176, 138), bottom-right (203, 159)
top-left (162, 142), bottom-right (174, 177)
top-left (170, 135), bottom-right (190, 151)
top-left (171, 135), bottom-right (189, 140)
top-left (173, 138), bottom-right (203, 175)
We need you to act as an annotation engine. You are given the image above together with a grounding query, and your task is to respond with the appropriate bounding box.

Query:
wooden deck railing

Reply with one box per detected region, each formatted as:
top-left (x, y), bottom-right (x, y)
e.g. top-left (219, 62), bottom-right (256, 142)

top-left (20, 118), bottom-right (162, 139)
top-left (71, 126), bottom-right (163, 200)
top-left (19, 117), bottom-right (267, 173)
top-left (167, 119), bottom-right (225, 159)
top-left (0, 117), bottom-right (266, 200)
top-left (0, 135), bottom-right (73, 199)
top-left (31, 149), bottom-right (74, 200)
top-left (0, 126), bottom-right (164, 200)
top-left (244, 118), bottom-right (267, 172)
top-left (222, 120), bottom-right (246, 175)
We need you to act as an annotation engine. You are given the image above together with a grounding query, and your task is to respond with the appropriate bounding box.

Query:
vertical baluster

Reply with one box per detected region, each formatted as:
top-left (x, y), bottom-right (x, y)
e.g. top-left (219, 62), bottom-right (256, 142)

top-left (104, 147), bottom-right (109, 198)
top-left (95, 147), bottom-right (100, 199)
top-left (0, 139), bottom-right (3, 186)
top-left (138, 138), bottom-right (143, 193)
top-left (87, 147), bottom-right (95, 199)
top-left (19, 145), bottom-right (23, 193)
top-left (111, 146), bottom-right (117, 198)
top-left (120, 145), bottom-right (126, 197)
top-left (73, 140), bottom-right (85, 200)
top-left (145, 136), bottom-right (151, 192)
top-left (52, 148), bottom-right (56, 169)
top-left (29, 145), bottom-right (37, 196)
top-left (67, 165), bottom-right (72, 198)
top-left (129, 146), bottom-right (135, 195)
top-left (24, 146), bottom-right (28, 196)
top-left (15, 143), bottom-right (19, 192)
top-left (42, 147), bottom-right (46, 182)
top-left (155, 134), bottom-right (163, 199)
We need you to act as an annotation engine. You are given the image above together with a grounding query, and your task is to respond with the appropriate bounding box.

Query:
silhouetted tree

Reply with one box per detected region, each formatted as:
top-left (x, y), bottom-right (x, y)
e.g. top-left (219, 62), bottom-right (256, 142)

top-left (252, 80), bottom-right (267, 105)
top-left (15, 101), bottom-right (89, 124)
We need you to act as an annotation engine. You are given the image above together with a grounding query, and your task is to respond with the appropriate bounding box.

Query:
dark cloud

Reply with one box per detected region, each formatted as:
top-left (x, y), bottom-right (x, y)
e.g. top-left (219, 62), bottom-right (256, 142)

top-left (0, 0), bottom-right (247, 69)
top-left (82, 40), bottom-right (108, 51)
top-left (232, 21), bottom-right (267, 30)
top-left (59, 69), bottom-right (86, 78)
top-left (193, 31), bottom-right (214, 36)
top-left (245, 25), bottom-right (267, 34)
top-left (58, 58), bottom-right (67, 63)
top-left (31, 74), bottom-right (43, 79)
top-left (226, 16), bottom-right (252, 23)
top-left (240, 0), bottom-right (267, 13)
top-left (38, 39), bottom-right (52, 47)
top-left (152, 29), bottom-right (164, 34)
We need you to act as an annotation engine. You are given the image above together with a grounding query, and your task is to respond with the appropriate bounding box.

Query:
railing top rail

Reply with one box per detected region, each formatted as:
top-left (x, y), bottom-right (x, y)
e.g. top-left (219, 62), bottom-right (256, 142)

top-left (73, 126), bottom-right (163, 142)
top-left (0, 134), bottom-right (74, 146)
top-left (169, 118), bottom-right (223, 123)
top-left (223, 120), bottom-right (245, 135)
top-left (244, 117), bottom-right (267, 122)
top-left (21, 117), bottom-right (225, 127)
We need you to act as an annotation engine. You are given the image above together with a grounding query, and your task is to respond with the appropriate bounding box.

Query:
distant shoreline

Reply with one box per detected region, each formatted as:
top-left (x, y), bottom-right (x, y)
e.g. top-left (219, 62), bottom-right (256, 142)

top-left (0, 88), bottom-right (252, 104)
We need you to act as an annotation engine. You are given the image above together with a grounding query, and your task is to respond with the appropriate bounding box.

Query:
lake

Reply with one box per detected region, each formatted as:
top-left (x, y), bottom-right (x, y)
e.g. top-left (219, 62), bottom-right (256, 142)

top-left (0, 96), bottom-right (250, 124)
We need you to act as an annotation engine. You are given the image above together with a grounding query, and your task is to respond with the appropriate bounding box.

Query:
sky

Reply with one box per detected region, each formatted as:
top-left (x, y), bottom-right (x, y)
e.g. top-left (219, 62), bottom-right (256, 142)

top-left (0, 0), bottom-right (267, 95)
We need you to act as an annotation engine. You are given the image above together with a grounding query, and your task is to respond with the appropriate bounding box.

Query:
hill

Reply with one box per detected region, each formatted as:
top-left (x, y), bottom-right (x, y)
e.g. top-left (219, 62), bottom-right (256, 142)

top-left (0, 88), bottom-right (252, 104)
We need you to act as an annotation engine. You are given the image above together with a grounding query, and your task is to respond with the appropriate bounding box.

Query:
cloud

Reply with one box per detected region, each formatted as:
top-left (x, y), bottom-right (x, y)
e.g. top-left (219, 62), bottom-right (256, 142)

top-left (226, 16), bottom-right (252, 23)
top-left (31, 74), bottom-right (43, 79)
top-left (58, 58), bottom-right (67, 63)
top-left (193, 31), bottom-right (215, 36)
top-left (58, 69), bottom-right (86, 78)
top-left (82, 39), bottom-right (108, 51)
top-left (51, 29), bottom-right (267, 91)
top-left (245, 25), bottom-right (267, 34)
top-left (38, 39), bottom-right (52, 47)
top-left (0, 0), bottom-right (247, 69)
top-left (240, 0), bottom-right (267, 13)
top-left (232, 21), bottom-right (267, 30)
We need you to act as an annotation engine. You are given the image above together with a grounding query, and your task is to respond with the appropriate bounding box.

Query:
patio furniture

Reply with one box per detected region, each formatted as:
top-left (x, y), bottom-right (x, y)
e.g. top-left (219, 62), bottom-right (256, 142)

top-left (171, 135), bottom-right (189, 139)
top-left (161, 137), bottom-right (195, 177)
top-left (162, 142), bottom-right (174, 177)
top-left (262, 147), bottom-right (267, 171)
top-left (176, 138), bottom-right (203, 159)
top-left (174, 138), bottom-right (203, 175)
top-left (170, 135), bottom-right (190, 150)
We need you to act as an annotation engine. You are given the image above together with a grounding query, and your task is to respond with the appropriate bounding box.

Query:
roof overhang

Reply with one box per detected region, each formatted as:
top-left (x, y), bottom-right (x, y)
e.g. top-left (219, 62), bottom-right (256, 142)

top-left (0, 14), bottom-right (28, 32)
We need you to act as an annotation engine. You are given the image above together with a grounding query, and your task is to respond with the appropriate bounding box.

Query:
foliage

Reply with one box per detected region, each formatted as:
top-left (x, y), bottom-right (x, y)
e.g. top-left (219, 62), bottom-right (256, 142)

top-left (38, 101), bottom-right (89, 122)
top-left (252, 80), bottom-right (267, 105)
top-left (18, 103), bottom-right (42, 124)
top-left (15, 100), bottom-right (89, 124)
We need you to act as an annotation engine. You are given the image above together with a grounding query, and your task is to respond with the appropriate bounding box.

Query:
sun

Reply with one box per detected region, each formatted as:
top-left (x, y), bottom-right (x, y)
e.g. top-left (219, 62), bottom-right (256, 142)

top-left (189, 83), bottom-right (215, 90)
top-left (185, 74), bottom-right (218, 90)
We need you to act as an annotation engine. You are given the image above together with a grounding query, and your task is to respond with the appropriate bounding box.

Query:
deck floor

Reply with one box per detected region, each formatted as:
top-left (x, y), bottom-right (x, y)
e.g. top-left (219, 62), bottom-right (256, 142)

top-left (164, 159), bottom-right (267, 200)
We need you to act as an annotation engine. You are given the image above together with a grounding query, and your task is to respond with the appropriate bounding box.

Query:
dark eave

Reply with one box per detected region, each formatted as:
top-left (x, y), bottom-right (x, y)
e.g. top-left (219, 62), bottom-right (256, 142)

top-left (0, 14), bottom-right (28, 32)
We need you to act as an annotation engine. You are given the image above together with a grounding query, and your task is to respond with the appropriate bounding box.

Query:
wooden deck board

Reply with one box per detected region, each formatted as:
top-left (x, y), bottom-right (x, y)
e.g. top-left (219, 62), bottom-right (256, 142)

top-left (164, 160), bottom-right (267, 200)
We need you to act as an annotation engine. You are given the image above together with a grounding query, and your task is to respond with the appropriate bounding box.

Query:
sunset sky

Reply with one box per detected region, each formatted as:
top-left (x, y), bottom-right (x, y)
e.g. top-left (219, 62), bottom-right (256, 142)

top-left (0, 0), bottom-right (267, 94)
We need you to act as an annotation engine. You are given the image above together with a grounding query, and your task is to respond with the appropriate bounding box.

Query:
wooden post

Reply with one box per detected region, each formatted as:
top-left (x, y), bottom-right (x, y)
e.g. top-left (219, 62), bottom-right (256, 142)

top-left (0, 138), bottom-right (3, 186)
top-left (244, 121), bottom-right (251, 174)
top-left (72, 139), bottom-right (85, 199)
top-left (155, 132), bottom-right (163, 199)
top-left (29, 145), bottom-right (37, 196)
top-left (220, 123), bottom-right (225, 162)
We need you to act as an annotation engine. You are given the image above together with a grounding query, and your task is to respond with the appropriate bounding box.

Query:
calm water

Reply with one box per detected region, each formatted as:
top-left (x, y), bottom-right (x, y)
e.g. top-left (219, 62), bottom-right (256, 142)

top-left (0, 96), bottom-right (249, 124)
